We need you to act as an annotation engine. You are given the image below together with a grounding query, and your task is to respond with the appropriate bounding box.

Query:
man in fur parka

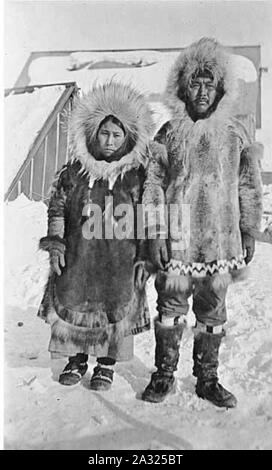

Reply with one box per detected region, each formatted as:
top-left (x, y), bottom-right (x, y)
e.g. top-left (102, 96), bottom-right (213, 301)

top-left (38, 81), bottom-right (155, 390)
top-left (142, 38), bottom-right (264, 407)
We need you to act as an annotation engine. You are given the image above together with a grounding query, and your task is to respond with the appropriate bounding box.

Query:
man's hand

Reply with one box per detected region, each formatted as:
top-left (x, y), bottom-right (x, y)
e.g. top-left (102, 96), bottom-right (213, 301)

top-left (242, 233), bottom-right (255, 265)
top-left (50, 249), bottom-right (65, 276)
top-left (148, 238), bottom-right (169, 270)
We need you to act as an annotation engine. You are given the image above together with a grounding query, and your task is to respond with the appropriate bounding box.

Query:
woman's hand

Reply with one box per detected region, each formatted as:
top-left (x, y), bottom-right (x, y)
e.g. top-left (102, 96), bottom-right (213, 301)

top-left (50, 249), bottom-right (65, 276)
top-left (40, 236), bottom-right (66, 276)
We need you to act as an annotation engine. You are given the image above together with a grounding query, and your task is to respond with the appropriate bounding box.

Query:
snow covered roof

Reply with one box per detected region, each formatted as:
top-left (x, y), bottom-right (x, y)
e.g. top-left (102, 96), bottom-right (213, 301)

top-left (27, 50), bottom-right (258, 97)
top-left (5, 85), bottom-right (66, 192)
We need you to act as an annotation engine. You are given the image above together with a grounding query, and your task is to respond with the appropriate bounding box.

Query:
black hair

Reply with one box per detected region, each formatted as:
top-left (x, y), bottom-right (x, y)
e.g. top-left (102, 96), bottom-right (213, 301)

top-left (97, 115), bottom-right (126, 135)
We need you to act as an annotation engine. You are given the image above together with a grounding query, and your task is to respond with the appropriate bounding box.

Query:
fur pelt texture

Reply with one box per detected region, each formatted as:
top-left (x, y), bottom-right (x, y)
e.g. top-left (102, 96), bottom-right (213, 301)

top-left (164, 37), bottom-right (238, 123)
top-left (68, 80), bottom-right (155, 189)
top-left (143, 38), bottom-right (263, 291)
top-left (38, 81), bottom-right (154, 359)
top-left (39, 236), bottom-right (66, 253)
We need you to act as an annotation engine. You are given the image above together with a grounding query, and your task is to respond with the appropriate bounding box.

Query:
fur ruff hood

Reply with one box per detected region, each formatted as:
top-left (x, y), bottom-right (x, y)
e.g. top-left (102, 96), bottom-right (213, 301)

top-left (69, 81), bottom-right (155, 189)
top-left (163, 37), bottom-right (245, 144)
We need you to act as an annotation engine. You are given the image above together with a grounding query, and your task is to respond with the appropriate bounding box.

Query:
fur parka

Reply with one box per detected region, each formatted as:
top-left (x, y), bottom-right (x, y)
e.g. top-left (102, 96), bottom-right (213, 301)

top-left (143, 38), bottom-right (264, 291)
top-left (38, 81), bottom-right (156, 359)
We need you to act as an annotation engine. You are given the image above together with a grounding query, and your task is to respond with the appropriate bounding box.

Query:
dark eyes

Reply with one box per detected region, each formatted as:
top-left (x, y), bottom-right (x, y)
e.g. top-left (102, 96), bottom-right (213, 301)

top-left (100, 131), bottom-right (122, 138)
top-left (191, 82), bottom-right (215, 90)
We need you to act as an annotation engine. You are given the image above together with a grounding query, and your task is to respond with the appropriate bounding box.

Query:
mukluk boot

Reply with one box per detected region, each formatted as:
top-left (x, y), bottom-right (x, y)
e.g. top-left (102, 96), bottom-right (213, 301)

top-left (193, 324), bottom-right (237, 408)
top-left (142, 318), bottom-right (185, 403)
top-left (90, 358), bottom-right (115, 391)
top-left (59, 353), bottom-right (88, 386)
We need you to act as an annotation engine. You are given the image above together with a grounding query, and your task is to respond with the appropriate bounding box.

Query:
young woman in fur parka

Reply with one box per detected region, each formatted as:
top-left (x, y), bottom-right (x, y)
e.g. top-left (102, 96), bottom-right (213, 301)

top-left (141, 38), bottom-right (266, 407)
top-left (38, 81), bottom-right (155, 390)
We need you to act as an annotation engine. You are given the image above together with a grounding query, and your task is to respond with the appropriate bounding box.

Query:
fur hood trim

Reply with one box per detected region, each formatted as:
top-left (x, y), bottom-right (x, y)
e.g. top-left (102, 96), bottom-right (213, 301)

top-left (68, 81), bottom-right (154, 189)
top-left (164, 38), bottom-right (238, 137)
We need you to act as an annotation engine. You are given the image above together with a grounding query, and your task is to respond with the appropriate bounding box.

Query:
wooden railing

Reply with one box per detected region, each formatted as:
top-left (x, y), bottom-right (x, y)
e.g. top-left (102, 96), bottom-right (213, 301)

top-left (5, 82), bottom-right (79, 203)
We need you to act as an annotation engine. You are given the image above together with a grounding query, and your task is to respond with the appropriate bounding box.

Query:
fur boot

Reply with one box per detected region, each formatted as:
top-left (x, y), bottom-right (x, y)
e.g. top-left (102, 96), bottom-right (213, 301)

top-left (142, 319), bottom-right (185, 403)
top-left (59, 353), bottom-right (88, 386)
top-left (193, 330), bottom-right (237, 408)
top-left (90, 364), bottom-right (114, 391)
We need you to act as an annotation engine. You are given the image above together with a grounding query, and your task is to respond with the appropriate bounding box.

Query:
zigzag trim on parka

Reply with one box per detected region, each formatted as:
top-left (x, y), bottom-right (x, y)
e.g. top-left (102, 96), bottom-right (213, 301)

top-left (166, 255), bottom-right (246, 278)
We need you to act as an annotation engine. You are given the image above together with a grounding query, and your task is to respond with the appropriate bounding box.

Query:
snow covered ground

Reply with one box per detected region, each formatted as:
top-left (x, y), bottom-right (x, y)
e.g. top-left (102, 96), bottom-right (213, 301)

top-left (3, 188), bottom-right (272, 450)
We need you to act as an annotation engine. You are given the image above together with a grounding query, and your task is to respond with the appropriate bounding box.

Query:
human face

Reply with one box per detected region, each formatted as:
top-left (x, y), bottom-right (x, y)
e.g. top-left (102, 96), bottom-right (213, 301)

top-left (187, 76), bottom-right (217, 118)
top-left (97, 121), bottom-right (125, 158)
